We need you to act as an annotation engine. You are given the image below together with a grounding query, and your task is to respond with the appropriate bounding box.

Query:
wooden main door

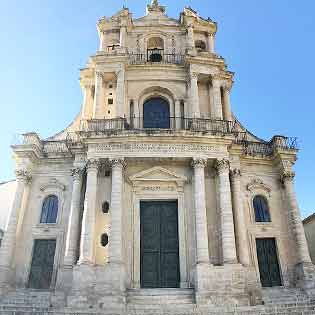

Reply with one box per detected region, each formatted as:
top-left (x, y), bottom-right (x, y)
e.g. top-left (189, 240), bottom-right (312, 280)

top-left (28, 239), bottom-right (56, 289)
top-left (140, 200), bottom-right (180, 288)
top-left (256, 238), bottom-right (282, 287)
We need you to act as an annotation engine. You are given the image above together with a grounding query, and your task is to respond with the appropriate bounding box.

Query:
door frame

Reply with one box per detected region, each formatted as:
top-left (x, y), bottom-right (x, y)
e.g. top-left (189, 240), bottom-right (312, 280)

top-left (132, 190), bottom-right (188, 288)
top-left (249, 231), bottom-right (285, 287)
top-left (140, 200), bottom-right (180, 288)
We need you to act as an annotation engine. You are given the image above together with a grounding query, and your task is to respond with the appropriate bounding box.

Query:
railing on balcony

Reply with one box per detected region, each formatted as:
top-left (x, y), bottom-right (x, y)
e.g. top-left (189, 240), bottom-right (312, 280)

top-left (80, 117), bottom-right (236, 135)
top-left (234, 132), bottom-right (298, 156)
top-left (129, 51), bottom-right (185, 65)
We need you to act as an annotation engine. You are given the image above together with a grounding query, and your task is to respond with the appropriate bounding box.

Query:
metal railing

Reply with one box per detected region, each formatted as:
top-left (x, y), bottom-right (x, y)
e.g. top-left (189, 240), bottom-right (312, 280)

top-left (80, 117), bottom-right (236, 135)
top-left (129, 52), bottom-right (185, 65)
top-left (234, 132), bottom-right (298, 156)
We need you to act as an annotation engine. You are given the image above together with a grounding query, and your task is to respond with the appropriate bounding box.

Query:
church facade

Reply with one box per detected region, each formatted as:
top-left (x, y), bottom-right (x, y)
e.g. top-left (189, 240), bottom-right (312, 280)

top-left (1, 1), bottom-right (315, 312)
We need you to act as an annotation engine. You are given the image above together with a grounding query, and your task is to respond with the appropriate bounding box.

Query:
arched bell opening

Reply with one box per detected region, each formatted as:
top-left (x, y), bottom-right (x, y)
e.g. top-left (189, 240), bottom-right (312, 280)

top-left (143, 97), bottom-right (170, 129)
top-left (147, 37), bottom-right (164, 62)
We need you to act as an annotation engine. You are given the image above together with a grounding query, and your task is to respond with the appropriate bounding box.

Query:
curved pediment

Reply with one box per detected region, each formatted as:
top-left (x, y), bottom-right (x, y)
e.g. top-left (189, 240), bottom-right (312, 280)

top-left (129, 166), bottom-right (187, 186)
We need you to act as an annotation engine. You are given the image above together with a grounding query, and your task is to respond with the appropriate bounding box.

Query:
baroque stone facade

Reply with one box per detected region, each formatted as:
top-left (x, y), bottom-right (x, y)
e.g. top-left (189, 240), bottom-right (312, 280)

top-left (1, 1), bottom-right (315, 313)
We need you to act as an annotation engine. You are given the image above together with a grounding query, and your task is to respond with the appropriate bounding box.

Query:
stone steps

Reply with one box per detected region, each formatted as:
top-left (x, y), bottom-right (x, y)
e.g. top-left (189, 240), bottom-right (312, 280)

top-left (126, 288), bottom-right (195, 304)
top-left (262, 287), bottom-right (311, 305)
top-left (0, 302), bottom-right (315, 315)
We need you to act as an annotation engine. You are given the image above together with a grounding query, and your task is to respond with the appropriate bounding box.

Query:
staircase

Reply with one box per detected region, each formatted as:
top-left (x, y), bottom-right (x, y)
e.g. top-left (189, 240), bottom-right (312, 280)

top-left (262, 287), bottom-right (311, 305)
top-left (126, 288), bottom-right (195, 305)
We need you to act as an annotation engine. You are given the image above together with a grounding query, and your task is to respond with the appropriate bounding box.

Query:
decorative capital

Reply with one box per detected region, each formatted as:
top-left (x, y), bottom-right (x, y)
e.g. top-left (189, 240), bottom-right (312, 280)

top-left (224, 80), bottom-right (233, 92)
top-left (191, 158), bottom-right (207, 169)
top-left (109, 158), bottom-right (126, 169)
top-left (190, 72), bottom-right (199, 80)
top-left (95, 71), bottom-right (103, 79)
top-left (86, 159), bottom-right (100, 171)
top-left (214, 158), bottom-right (230, 174)
top-left (230, 168), bottom-right (241, 178)
top-left (71, 167), bottom-right (84, 181)
top-left (281, 171), bottom-right (295, 184)
top-left (15, 169), bottom-right (32, 183)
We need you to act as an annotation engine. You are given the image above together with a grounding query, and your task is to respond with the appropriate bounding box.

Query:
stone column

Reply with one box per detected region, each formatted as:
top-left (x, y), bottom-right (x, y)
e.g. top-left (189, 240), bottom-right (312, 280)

top-left (108, 158), bottom-right (125, 264)
top-left (281, 171), bottom-right (312, 264)
top-left (81, 84), bottom-right (91, 120)
top-left (190, 72), bottom-right (200, 118)
top-left (92, 72), bottom-right (103, 119)
top-left (0, 170), bottom-right (31, 270)
top-left (222, 82), bottom-right (233, 121)
top-left (120, 26), bottom-right (127, 49)
top-left (211, 76), bottom-right (223, 120)
top-left (175, 99), bottom-right (181, 129)
top-left (215, 159), bottom-right (237, 264)
top-left (64, 167), bottom-right (84, 266)
top-left (207, 33), bottom-right (215, 53)
top-left (78, 159), bottom-right (99, 264)
top-left (230, 169), bottom-right (250, 266)
top-left (187, 24), bottom-right (195, 51)
top-left (116, 69), bottom-right (125, 118)
top-left (191, 158), bottom-right (210, 265)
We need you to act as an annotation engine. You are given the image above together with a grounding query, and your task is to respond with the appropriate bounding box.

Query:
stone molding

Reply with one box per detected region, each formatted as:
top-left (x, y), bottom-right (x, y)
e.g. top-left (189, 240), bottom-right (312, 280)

top-left (246, 178), bottom-right (271, 196)
top-left (214, 158), bottom-right (230, 174)
top-left (191, 158), bottom-right (207, 168)
top-left (71, 167), bottom-right (84, 181)
top-left (15, 169), bottom-right (32, 183)
top-left (109, 158), bottom-right (126, 169)
top-left (281, 171), bottom-right (296, 184)
top-left (39, 178), bottom-right (66, 192)
top-left (86, 159), bottom-right (100, 171)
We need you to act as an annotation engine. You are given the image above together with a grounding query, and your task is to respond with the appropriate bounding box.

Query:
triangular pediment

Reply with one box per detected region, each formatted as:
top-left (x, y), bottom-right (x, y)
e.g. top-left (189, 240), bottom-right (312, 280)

top-left (129, 166), bottom-right (187, 183)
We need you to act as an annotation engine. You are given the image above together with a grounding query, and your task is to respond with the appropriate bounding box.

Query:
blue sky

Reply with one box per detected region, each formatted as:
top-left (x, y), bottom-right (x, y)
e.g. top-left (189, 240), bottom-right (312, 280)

top-left (0, 0), bottom-right (314, 217)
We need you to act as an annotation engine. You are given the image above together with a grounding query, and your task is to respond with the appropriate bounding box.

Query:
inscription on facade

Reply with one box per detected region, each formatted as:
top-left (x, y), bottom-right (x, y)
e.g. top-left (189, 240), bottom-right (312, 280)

top-left (141, 186), bottom-right (175, 192)
top-left (90, 143), bottom-right (227, 156)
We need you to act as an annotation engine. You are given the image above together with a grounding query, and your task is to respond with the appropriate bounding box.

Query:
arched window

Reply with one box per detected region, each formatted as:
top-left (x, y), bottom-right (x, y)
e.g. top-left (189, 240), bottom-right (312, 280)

top-left (40, 195), bottom-right (58, 224)
top-left (253, 195), bottom-right (271, 222)
top-left (195, 40), bottom-right (206, 51)
top-left (143, 97), bottom-right (170, 129)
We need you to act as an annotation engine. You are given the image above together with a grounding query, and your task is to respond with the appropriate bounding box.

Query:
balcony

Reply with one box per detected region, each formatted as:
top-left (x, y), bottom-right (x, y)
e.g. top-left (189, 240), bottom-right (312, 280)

top-left (129, 49), bottom-right (185, 65)
top-left (80, 117), bottom-right (236, 135)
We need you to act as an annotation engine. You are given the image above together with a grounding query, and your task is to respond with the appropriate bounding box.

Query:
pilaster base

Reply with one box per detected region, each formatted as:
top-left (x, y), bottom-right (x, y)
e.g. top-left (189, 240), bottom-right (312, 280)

top-left (67, 262), bottom-right (127, 308)
top-left (0, 266), bottom-right (14, 296)
top-left (193, 263), bottom-right (260, 306)
top-left (295, 262), bottom-right (315, 291)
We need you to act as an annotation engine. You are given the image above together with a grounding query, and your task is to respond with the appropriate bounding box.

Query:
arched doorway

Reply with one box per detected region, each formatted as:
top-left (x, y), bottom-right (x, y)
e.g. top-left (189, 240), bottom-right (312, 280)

top-left (143, 97), bottom-right (170, 129)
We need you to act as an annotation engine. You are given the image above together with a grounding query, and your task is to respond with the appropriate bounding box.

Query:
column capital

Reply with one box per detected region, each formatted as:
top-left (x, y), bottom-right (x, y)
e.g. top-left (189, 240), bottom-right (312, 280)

top-left (230, 168), bottom-right (241, 178)
top-left (71, 167), bottom-right (84, 181)
top-left (190, 72), bottom-right (199, 80)
top-left (224, 80), bottom-right (233, 92)
top-left (191, 158), bottom-right (207, 169)
top-left (281, 170), bottom-right (295, 184)
top-left (214, 158), bottom-right (230, 174)
top-left (86, 158), bottom-right (100, 171)
top-left (109, 158), bottom-right (126, 169)
top-left (15, 169), bottom-right (32, 183)
top-left (95, 71), bottom-right (103, 79)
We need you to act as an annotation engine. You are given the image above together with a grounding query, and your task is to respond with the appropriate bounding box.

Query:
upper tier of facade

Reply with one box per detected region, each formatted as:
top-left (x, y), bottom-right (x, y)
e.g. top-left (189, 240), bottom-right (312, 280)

top-left (13, 1), bottom-right (297, 160)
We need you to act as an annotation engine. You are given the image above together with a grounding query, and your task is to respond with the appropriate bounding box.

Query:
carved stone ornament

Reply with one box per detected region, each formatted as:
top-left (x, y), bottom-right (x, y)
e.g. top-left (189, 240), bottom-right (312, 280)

top-left (15, 169), bottom-right (32, 183)
top-left (109, 158), bottom-right (126, 169)
top-left (214, 158), bottom-right (230, 174)
top-left (191, 158), bottom-right (207, 169)
top-left (71, 168), bottom-right (84, 181)
top-left (40, 178), bottom-right (66, 192)
top-left (246, 178), bottom-right (271, 195)
top-left (281, 171), bottom-right (295, 183)
top-left (86, 159), bottom-right (100, 171)
top-left (230, 168), bottom-right (241, 178)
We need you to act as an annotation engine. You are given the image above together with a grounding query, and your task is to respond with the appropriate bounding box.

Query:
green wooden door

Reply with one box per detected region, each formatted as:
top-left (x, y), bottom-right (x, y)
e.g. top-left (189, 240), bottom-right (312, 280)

top-left (256, 238), bottom-right (282, 287)
top-left (140, 200), bottom-right (180, 288)
top-left (28, 239), bottom-right (56, 289)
